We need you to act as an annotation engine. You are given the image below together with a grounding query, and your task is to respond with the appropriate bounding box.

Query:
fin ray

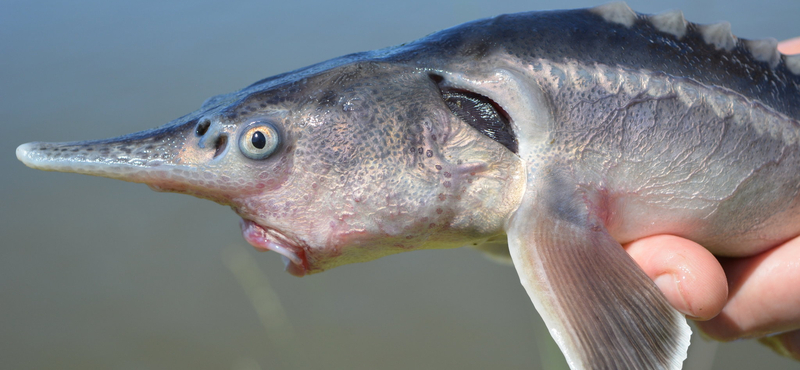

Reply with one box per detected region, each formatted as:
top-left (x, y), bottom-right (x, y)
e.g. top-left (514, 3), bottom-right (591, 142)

top-left (507, 174), bottom-right (690, 369)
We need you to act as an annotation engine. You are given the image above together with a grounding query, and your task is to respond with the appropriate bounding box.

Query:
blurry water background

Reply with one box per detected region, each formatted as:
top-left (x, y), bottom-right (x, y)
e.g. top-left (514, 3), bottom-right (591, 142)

top-left (3, 0), bottom-right (799, 369)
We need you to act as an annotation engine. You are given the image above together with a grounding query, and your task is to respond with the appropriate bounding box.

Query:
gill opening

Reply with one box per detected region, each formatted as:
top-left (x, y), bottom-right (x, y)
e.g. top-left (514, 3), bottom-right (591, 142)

top-left (428, 73), bottom-right (518, 153)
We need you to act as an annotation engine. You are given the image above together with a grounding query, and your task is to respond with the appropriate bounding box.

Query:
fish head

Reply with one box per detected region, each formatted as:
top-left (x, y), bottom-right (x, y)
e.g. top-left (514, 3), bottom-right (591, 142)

top-left (17, 59), bottom-right (526, 276)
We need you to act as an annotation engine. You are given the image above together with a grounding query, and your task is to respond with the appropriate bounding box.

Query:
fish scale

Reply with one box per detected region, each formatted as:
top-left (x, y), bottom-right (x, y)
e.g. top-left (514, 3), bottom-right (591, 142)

top-left (16, 2), bottom-right (800, 369)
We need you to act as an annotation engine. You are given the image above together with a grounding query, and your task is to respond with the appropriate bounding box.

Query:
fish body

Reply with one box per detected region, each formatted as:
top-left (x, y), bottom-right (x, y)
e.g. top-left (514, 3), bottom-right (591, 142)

top-left (15, 2), bottom-right (800, 369)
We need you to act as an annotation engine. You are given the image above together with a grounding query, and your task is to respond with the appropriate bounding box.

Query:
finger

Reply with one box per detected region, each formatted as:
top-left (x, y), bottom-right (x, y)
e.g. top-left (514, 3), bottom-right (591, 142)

top-left (759, 330), bottom-right (800, 361)
top-left (696, 236), bottom-right (800, 341)
top-left (624, 235), bottom-right (728, 320)
top-left (778, 37), bottom-right (800, 55)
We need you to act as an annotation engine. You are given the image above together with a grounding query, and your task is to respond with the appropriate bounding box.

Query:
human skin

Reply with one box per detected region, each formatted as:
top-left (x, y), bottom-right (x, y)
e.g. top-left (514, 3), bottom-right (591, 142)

top-left (628, 39), bottom-right (800, 359)
top-left (777, 37), bottom-right (800, 55)
top-left (627, 235), bottom-right (800, 360)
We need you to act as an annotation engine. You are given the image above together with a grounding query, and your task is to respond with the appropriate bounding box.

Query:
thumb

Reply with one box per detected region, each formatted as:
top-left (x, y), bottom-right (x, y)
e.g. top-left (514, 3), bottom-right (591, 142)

top-left (624, 235), bottom-right (728, 320)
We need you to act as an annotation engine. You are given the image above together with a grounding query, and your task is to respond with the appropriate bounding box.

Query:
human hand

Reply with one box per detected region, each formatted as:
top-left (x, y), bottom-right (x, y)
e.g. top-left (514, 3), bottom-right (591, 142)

top-left (626, 235), bottom-right (800, 360)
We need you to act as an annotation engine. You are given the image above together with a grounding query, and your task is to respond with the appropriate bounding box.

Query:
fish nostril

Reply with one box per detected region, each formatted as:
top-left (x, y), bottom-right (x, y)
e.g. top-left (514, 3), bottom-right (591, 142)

top-left (196, 120), bottom-right (210, 136)
top-left (213, 134), bottom-right (228, 158)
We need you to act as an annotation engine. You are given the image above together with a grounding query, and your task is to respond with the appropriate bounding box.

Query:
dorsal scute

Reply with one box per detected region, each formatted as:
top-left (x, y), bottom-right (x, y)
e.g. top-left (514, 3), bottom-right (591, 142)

top-left (648, 10), bottom-right (687, 39)
top-left (590, 1), bottom-right (637, 27)
top-left (698, 21), bottom-right (737, 51)
top-left (744, 38), bottom-right (781, 68)
top-left (786, 54), bottom-right (800, 75)
top-left (634, 5), bottom-right (798, 75)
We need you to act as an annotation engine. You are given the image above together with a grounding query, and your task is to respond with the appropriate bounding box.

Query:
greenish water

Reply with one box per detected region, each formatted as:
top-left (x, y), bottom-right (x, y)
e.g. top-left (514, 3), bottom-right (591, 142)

top-left (2, 0), bottom-right (798, 369)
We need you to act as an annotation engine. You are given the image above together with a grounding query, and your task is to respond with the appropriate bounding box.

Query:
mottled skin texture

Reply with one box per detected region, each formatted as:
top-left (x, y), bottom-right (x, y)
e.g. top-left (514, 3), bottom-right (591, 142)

top-left (541, 63), bottom-right (800, 255)
top-left (16, 4), bottom-right (800, 370)
top-left (227, 66), bottom-right (524, 273)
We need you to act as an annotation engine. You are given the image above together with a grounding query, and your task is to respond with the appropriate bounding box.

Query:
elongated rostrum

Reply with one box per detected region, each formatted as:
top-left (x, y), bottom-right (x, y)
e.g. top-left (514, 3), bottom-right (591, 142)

top-left (16, 2), bottom-right (800, 369)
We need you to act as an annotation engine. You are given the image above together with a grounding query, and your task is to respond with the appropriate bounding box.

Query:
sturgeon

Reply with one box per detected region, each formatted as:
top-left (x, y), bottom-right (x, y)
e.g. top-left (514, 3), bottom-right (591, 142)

top-left (15, 2), bottom-right (800, 369)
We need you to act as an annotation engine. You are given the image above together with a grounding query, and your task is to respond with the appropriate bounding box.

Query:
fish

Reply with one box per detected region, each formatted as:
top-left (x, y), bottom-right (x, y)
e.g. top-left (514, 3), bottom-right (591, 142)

top-left (15, 2), bottom-right (800, 369)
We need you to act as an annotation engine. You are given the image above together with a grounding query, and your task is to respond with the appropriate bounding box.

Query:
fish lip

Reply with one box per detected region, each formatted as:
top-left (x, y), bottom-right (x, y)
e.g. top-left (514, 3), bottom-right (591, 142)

top-left (239, 218), bottom-right (308, 277)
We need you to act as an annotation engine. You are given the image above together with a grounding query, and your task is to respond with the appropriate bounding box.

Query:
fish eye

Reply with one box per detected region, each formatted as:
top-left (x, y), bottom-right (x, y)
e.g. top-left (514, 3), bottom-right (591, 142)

top-left (238, 122), bottom-right (280, 160)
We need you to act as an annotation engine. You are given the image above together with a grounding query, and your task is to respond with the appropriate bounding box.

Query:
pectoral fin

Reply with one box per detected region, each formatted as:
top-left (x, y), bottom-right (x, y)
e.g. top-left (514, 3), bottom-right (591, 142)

top-left (507, 180), bottom-right (690, 369)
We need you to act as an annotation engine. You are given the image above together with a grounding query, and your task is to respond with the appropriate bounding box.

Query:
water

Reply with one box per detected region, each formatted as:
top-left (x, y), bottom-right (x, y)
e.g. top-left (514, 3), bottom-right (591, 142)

top-left (3, 0), bottom-right (799, 369)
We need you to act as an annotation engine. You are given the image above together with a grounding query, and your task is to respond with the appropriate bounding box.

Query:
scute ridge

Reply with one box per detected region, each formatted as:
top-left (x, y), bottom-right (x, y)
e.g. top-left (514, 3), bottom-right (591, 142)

top-left (699, 22), bottom-right (737, 51)
top-left (590, 2), bottom-right (637, 27)
top-left (649, 10), bottom-right (687, 39)
top-left (744, 38), bottom-right (781, 67)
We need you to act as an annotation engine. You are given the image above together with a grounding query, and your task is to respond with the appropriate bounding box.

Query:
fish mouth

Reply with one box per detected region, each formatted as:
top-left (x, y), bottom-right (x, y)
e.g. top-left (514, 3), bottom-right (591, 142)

top-left (239, 218), bottom-right (308, 277)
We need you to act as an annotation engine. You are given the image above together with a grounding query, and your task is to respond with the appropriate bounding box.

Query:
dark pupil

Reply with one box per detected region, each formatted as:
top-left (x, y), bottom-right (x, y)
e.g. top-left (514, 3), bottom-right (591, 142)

top-left (251, 131), bottom-right (266, 149)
